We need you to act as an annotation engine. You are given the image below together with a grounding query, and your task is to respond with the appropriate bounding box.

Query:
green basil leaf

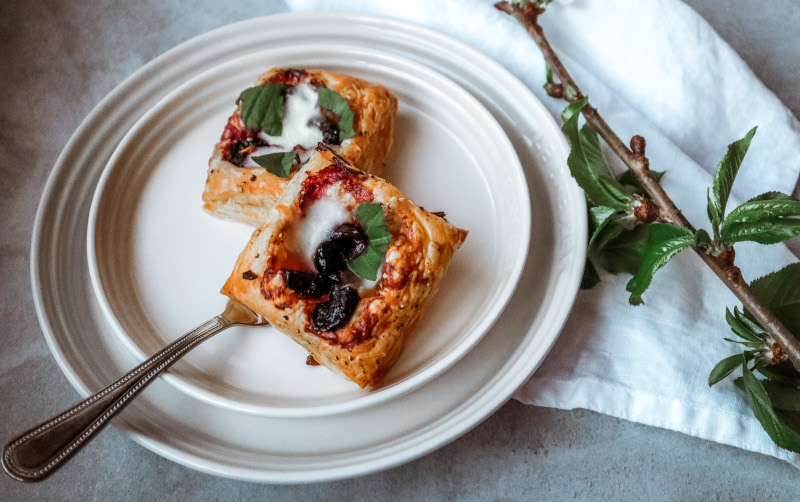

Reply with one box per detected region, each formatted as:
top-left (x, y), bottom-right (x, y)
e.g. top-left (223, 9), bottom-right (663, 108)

top-left (581, 259), bottom-right (601, 290)
top-left (720, 219), bottom-right (800, 245)
top-left (708, 353), bottom-right (746, 386)
top-left (626, 223), bottom-right (695, 305)
top-left (317, 87), bottom-right (356, 142)
top-left (750, 263), bottom-right (800, 337)
top-left (595, 224), bottom-right (650, 275)
top-left (588, 206), bottom-right (622, 255)
top-left (741, 363), bottom-right (800, 453)
top-left (561, 98), bottom-right (629, 211)
top-left (725, 308), bottom-right (762, 342)
top-left (238, 83), bottom-right (285, 136)
top-left (710, 126), bottom-right (757, 226)
top-left (251, 151), bottom-right (298, 178)
top-left (347, 202), bottom-right (391, 280)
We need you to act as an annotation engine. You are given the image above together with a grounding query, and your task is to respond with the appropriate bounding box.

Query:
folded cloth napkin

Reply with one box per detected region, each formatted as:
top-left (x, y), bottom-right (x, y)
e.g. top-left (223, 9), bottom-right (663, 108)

top-left (286, 0), bottom-right (800, 466)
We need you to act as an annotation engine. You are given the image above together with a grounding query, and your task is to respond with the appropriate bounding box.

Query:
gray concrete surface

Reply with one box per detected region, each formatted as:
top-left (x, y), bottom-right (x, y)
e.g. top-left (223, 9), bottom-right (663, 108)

top-left (2, 0), bottom-right (799, 499)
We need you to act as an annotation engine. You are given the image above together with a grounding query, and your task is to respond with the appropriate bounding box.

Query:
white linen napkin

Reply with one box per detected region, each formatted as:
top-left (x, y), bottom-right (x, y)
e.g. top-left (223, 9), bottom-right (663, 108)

top-left (285, 0), bottom-right (800, 466)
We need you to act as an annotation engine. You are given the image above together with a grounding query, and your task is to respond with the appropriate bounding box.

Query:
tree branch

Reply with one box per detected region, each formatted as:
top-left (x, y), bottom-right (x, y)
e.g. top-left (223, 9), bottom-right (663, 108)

top-left (495, 1), bottom-right (800, 373)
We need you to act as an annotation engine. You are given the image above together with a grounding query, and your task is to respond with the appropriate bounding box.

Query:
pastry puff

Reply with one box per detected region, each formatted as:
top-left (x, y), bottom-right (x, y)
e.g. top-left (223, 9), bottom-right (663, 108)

top-left (222, 146), bottom-right (468, 388)
top-left (202, 68), bottom-right (397, 226)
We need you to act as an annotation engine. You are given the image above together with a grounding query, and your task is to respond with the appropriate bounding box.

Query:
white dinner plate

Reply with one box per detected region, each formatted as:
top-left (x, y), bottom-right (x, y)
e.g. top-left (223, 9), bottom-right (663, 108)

top-left (31, 12), bottom-right (586, 482)
top-left (86, 46), bottom-right (530, 417)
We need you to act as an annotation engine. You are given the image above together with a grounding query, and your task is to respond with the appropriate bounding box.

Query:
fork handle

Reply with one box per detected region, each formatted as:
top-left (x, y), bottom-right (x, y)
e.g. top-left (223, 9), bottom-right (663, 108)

top-left (2, 316), bottom-right (230, 482)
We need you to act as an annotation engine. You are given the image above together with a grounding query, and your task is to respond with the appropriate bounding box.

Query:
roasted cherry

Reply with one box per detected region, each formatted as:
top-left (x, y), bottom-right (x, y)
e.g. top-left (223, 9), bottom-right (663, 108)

top-left (329, 223), bottom-right (368, 260)
top-left (283, 270), bottom-right (332, 298)
top-left (312, 285), bottom-right (360, 332)
top-left (314, 240), bottom-right (347, 280)
top-left (227, 136), bottom-right (267, 166)
top-left (316, 118), bottom-right (340, 145)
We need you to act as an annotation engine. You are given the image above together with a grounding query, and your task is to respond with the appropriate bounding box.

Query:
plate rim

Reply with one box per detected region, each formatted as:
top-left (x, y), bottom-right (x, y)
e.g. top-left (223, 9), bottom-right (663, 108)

top-left (84, 43), bottom-right (531, 418)
top-left (30, 11), bottom-right (587, 482)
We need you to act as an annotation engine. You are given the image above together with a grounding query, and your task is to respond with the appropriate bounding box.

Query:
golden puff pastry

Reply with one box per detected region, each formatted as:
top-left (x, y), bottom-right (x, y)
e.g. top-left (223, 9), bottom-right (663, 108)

top-left (222, 146), bottom-right (468, 388)
top-left (203, 68), bottom-right (398, 226)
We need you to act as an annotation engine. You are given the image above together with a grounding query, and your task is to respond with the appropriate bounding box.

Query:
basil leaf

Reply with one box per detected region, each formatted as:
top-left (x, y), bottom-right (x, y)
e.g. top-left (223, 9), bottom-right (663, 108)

top-left (347, 202), bottom-right (391, 280)
top-left (251, 151), bottom-right (298, 178)
top-left (595, 224), bottom-right (650, 276)
top-left (581, 259), bottom-right (601, 289)
top-left (561, 98), bottom-right (629, 211)
top-left (720, 219), bottom-right (800, 245)
top-left (626, 223), bottom-right (694, 305)
top-left (709, 353), bottom-right (747, 386)
top-left (751, 263), bottom-right (800, 337)
top-left (317, 87), bottom-right (356, 142)
top-left (238, 83), bottom-right (285, 136)
top-left (741, 363), bottom-right (800, 453)
top-left (708, 126), bottom-right (757, 233)
top-left (725, 308), bottom-right (762, 342)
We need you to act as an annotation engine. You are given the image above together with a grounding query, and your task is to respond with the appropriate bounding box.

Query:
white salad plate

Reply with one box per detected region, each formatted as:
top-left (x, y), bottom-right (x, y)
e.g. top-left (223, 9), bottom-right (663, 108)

top-left (31, 12), bottom-right (586, 482)
top-left (86, 45), bottom-right (529, 418)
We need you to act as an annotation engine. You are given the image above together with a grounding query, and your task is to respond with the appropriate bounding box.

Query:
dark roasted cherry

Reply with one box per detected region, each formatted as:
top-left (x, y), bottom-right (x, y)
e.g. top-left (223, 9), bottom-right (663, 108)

top-left (227, 136), bottom-right (268, 166)
top-left (311, 285), bottom-right (360, 332)
top-left (283, 270), bottom-right (332, 298)
top-left (315, 118), bottom-right (340, 145)
top-left (329, 223), bottom-right (368, 260)
top-left (314, 240), bottom-right (347, 280)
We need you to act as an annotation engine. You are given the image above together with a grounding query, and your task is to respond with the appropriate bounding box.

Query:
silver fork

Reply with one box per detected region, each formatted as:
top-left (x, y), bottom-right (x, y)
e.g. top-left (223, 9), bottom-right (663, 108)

top-left (2, 298), bottom-right (269, 482)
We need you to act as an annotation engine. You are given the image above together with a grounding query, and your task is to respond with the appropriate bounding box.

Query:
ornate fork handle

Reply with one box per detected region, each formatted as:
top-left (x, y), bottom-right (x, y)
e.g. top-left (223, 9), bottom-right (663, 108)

top-left (2, 299), bottom-right (267, 482)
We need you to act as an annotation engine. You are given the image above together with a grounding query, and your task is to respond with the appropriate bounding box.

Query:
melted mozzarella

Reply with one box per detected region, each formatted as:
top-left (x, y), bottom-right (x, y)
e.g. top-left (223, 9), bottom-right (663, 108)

top-left (284, 186), bottom-right (385, 292)
top-left (293, 195), bottom-right (351, 267)
top-left (260, 82), bottom-right (323, 149)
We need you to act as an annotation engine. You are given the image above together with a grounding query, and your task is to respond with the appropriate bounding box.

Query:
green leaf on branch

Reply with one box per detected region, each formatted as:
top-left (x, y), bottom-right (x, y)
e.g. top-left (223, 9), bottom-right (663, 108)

top-left (720, 220), bottom-right (800, 245)
top-left (725, 192), bottom-right (800, 223)
top-left (617, 170), bottom-right (665, 196)
top-left (693, 228), bottom-right (712, 250)
top-left (595, 224), bottom-right (651, 276)
top-left (709, 352), bottom-right (751, 386)
top-left (741, 363), bottom-right (800, 453)
top-left (561, 98), bottom-right (630, 211)
top-left (707, 126), bottom-right (757, 236)
top-left (725, 308), bottom-right (763, 342)
top-left (588, 206), bottom-right (623, 255)
top-left (581, 259), bottom-right (601, 290)
top-left (750, 263), bottom-right (800, 337)
top-left (719, 191), bottom-right (800, 245)
top-left (626, 223), bottom-right (695, 305)
top-left (762, 381), bottom-right (800, 412)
